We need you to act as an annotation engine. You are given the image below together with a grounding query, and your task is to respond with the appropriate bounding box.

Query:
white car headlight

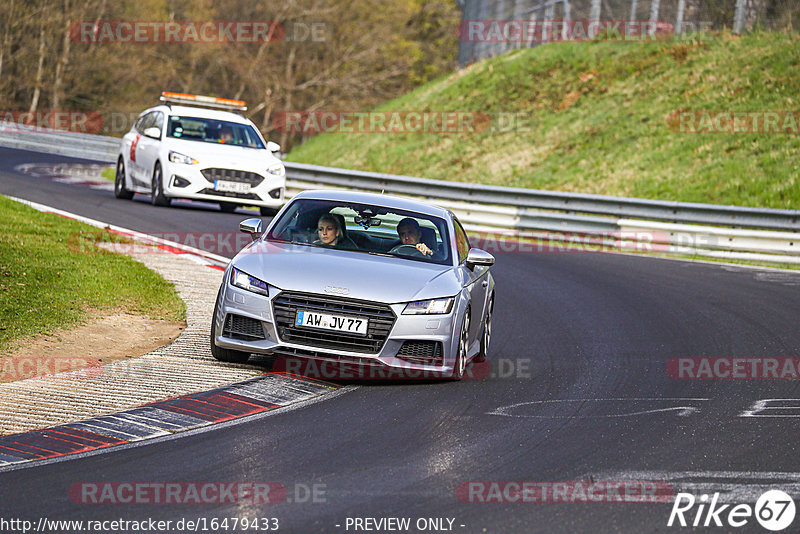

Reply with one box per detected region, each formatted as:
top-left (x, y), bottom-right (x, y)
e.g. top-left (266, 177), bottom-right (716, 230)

top-left (169, 151), bottom-right (198, 165)
top-left (402, 297), bottom-right (454, 315)
top-left (230, 267), bottom-right (269, 297)
top-left (266, 163), bottom-right (285, 176)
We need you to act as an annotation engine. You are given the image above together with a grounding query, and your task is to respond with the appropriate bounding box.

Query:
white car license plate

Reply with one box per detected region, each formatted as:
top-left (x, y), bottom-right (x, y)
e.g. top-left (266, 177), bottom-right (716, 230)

top-left (214, 180), bottom-right (250, 193)
top-left (295, 310), bottom-right (367, 335)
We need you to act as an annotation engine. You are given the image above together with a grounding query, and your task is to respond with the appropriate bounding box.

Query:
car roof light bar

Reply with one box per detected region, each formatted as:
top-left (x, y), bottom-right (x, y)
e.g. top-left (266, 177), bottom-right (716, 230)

top-left (160, 92), bottom-right (248, 111)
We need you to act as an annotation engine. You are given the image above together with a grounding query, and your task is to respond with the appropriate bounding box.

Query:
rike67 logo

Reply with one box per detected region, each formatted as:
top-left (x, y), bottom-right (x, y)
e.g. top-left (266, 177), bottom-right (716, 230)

top-left (668, 490), bottom-right (795, 531)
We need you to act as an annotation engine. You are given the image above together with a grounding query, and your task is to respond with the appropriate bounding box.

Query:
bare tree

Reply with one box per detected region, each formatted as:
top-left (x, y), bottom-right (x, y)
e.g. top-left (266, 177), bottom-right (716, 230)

top-left (2, 0), bottom-right (460, 143)
top-left (52, 0), bottom-right (76, 110)
top-left (29, 5), bottom-right (48, 113)
top-left (0, 0), bottom-right (18, 82)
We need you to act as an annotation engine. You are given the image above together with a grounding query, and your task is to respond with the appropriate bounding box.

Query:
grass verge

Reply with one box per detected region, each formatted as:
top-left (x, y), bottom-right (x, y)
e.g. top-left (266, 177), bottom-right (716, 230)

top-left (287, 31), bottom-right (800, 209)
top-left (0, 196), bottom-right (186, 352)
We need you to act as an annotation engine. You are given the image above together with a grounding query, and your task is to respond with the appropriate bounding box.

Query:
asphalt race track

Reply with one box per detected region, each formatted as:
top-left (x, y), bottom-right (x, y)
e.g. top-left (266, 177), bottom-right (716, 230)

top-left (2, 146), bottom-right (800, 533)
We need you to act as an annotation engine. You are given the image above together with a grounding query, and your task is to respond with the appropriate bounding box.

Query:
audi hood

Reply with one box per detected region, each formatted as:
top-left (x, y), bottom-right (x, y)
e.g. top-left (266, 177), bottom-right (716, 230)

top-left (230, 240), bottom-right (462, 304)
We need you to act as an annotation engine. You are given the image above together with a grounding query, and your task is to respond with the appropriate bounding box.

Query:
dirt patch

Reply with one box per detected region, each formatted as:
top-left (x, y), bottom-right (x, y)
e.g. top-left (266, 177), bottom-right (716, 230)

top-left (0, 311), bottom-right (185, 383)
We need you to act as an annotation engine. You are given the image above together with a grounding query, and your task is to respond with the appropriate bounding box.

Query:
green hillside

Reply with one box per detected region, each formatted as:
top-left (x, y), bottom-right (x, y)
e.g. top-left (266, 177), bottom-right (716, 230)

top-left (287, 31), bottom-right (800, 209)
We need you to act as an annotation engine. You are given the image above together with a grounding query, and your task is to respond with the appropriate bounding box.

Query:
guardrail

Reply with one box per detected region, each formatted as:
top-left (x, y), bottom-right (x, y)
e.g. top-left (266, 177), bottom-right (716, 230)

top-left (0, 124), bottom-right (121, 162)
top-left (1, 124), bottom-right (798, 264)
top-left (286, 162), bottom-right (800, 231)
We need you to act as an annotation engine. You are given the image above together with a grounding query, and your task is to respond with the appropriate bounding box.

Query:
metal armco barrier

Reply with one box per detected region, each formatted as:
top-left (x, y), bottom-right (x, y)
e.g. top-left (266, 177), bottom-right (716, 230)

top-left (1, 124), bottom-right (798, 264)
top-left (286, 162), bottom-right (800, 231)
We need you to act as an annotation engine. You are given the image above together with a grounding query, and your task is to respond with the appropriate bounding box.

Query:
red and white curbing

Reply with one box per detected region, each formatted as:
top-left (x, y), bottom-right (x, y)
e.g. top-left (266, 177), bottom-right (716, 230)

top-left (0, 197), bottom-right (342, 460)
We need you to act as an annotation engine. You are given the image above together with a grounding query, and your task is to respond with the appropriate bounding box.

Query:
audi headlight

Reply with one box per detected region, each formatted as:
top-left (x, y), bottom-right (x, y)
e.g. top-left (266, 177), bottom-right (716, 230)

top-left (402, 297), bottom-right (454, 315)
top-left (230, 267), bottom-right (269, 297)
top-left (266, 163), bottom-right (285, 176)
top-left (169, 151), bottom-right (198, 165)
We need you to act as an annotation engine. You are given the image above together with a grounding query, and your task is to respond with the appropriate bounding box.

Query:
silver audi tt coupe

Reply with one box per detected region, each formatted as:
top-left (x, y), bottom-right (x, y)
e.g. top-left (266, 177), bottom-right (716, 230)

top-left (210, 190), bottom-right (495, 379)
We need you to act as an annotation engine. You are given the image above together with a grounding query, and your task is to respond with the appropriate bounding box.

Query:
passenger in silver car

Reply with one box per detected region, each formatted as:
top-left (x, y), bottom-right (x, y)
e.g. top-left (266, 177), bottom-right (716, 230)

top-left (314, 214), bottom-right (357, 249)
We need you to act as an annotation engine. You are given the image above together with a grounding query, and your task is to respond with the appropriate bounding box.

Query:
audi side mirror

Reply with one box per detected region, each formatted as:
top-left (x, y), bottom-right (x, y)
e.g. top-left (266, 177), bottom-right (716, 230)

top-left (239, 218), bottom-right (263, 241)
top-left (466, 248), bottom-right (495, 270)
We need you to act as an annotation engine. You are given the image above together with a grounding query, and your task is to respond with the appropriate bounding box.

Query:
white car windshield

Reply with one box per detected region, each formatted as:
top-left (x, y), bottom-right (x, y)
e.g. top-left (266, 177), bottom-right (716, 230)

top-left (267, 199), bottom-right (452, 265)
top-left (167, 116), bottom-right (265, 148)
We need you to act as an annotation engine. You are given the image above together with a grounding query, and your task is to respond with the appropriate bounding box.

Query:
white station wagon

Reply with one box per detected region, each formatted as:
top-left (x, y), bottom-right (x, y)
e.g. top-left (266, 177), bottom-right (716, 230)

top-left (115, 92), bottom-right (285, 215)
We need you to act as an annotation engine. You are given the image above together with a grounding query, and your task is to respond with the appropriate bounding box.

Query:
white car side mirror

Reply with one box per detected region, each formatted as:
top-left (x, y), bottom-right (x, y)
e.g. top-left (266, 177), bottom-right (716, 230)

top-left (143, 126), bottom-right (161, 139)
top-left (266, 141), bottom-right (281, 153)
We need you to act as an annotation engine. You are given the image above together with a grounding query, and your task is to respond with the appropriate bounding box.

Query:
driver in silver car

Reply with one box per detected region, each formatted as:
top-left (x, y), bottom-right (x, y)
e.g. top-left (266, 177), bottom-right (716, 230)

top-left (393, 217), bottom-right (434, 256)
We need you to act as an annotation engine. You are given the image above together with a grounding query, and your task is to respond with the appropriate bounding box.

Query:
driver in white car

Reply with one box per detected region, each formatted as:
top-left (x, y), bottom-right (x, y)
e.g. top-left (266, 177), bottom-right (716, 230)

top-left (396, 217), bottom-right (433, 256)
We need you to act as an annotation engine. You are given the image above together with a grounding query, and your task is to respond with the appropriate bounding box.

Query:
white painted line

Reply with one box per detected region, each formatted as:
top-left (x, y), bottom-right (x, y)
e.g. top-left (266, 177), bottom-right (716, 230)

top-left (487, 398), bottom-right (710, 418)
top-left (122, 407), bottom-right (208, 429)
top-left (88, 183), bottom-right (115, 191)
top-left (595, 470), bottom-right (800, 503)
top-left (91, 414), bottom-right (173, 437)
top-left (740, 398), bottom-right (800, 417)
top-left (66, 422), bottom-right (148, 442)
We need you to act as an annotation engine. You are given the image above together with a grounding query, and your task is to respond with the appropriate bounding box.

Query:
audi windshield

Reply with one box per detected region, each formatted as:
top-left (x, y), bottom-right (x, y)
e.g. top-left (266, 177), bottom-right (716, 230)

top-left (267, 199), bottom-right (453, 265)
